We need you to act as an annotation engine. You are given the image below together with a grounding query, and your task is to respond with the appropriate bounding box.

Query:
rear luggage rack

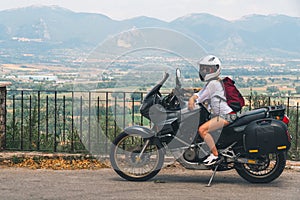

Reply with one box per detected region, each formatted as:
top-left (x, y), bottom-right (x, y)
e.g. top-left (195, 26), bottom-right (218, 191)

top-left (265, 105), bottom-right (286, 120)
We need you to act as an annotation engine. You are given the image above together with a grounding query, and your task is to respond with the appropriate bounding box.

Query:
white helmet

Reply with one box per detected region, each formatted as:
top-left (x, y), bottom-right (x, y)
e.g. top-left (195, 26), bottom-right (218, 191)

top-left (198, 55), bottom-right (221, 81)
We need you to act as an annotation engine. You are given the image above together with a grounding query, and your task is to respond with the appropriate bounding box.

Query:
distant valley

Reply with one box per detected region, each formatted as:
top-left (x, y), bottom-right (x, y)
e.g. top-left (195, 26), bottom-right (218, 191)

top-left (1, 6), bottom-right (300, 100)
top-left (0, 5), bottom-right (299, 65)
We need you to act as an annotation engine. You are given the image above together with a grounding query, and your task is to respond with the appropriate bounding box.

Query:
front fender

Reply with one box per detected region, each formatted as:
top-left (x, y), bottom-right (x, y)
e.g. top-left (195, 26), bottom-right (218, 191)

top-left (124, 126), bottom-right (164, 150)
top-left (124, 126), bottom-right (155, 138)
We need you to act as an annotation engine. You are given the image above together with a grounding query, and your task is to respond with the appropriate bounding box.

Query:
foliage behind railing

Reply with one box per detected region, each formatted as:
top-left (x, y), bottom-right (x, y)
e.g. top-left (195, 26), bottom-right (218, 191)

top-left (4, 90), bottom-right (300, 160)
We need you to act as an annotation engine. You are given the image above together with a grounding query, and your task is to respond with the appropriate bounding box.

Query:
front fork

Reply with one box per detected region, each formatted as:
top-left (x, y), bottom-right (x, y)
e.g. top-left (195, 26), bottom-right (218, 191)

top-left (136, 139), bottom-right (150, 161)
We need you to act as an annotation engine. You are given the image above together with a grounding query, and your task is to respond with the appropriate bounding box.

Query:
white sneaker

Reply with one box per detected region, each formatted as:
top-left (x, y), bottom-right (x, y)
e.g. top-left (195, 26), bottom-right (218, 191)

top-left (203, 154), bottom-right (220, 166)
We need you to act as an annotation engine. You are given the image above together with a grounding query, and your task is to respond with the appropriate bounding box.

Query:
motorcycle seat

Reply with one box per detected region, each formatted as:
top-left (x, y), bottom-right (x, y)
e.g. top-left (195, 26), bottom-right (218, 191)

top-left (229, 108), bottom-right (267, 127)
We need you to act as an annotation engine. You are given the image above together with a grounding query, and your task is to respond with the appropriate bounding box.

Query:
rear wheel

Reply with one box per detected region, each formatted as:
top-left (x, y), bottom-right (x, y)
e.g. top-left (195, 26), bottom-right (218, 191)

top-left (235, 152), bottom-right (286, 183)
top-left (110, 132), bottom-right (164, 181)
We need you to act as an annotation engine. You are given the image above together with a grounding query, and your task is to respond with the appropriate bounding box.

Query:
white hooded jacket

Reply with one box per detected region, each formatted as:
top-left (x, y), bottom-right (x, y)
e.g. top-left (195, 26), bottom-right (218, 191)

top-left (195, 79), bottom-right (233, 116)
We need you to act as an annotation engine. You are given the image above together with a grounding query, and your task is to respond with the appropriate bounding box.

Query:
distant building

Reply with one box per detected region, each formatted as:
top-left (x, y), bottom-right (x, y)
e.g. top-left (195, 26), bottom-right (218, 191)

top-left (17, 75), bottom-right (58, 82)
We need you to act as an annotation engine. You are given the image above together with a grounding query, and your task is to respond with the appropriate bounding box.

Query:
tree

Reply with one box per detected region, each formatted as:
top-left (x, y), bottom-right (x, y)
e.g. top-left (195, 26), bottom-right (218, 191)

top-left (296, 86), bottom-right (300, 94)
top-left (111, 92), bottom-right (124, 99)
top-left (266, 86), bottom-right (279, 93)
top-left (130, 92), bottom-right (142, 101)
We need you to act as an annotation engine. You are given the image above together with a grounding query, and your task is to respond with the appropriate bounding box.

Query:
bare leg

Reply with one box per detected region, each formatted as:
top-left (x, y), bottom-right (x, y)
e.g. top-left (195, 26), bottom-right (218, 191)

top-left (199, 117), bottom-right (230, 156)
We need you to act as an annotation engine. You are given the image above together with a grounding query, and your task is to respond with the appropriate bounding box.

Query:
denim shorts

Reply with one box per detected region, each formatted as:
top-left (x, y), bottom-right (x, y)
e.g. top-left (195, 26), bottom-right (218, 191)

top-left (218, 113), bottom-right (237, 123)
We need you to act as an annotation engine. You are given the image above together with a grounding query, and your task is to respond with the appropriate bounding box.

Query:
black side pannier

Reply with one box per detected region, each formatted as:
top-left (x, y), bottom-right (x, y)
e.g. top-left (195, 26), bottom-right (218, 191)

top-left (243, 119), bottom-right (291, 155)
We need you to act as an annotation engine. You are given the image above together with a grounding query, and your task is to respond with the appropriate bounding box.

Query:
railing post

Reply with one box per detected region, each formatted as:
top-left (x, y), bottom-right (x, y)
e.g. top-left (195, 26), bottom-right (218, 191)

top-left (21, 91), bottom-right (24, 150)
top-left (88, 92), bottom-right (91, 152)
top-left (114, 96), bottom-right (117, 138)
top-left (54, 91), bottom-right (57, 152)
top-left (248, 95), bottom-right (252, 111)
top-left (105, 92), bottom-right (109, 154)
top-left (0, 84), bottom-right (9, 151)
top-left (132, 97), bottom-right (135, 125)
top-left (296, 103), bottom-right (299, 151)
top-left (140, 92), bottom-right (144, 126)
top-left (71, 91), bottom-right (74, 152)
top-left (287, 97), bottom-right (290, 116)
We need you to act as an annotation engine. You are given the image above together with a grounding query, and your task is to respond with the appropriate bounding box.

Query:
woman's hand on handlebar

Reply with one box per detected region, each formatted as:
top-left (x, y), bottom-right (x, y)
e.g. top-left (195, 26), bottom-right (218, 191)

top-left (188, 95), bottom-right (198, 110)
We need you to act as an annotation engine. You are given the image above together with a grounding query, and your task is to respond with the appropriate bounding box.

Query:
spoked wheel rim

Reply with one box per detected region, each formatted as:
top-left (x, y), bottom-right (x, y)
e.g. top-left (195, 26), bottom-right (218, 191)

top-left (242, 153), bottom-right (279, 177)
top-left (113, 134), bottom-right (162, 178)
top-left (235, 152), bottom-right (286, 183)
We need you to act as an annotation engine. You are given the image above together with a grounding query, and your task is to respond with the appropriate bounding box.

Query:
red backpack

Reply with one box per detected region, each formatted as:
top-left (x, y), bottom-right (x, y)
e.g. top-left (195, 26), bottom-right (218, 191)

top-left (221, 77), bottom-right (245, 112)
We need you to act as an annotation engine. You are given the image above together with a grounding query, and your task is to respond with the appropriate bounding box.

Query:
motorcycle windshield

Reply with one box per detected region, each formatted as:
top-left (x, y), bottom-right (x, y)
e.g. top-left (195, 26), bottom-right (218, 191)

top-left (140, 73), bottom-right (169, 119)
top-left (144, 73), bottom-right (169, 100)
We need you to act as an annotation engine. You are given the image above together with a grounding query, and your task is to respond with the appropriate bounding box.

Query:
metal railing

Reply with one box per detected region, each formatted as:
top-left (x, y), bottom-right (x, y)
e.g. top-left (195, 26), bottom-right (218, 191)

top-left (4, 90), bottom-right (148, 155)
top-left (3, 89), bottom-right (300, 159)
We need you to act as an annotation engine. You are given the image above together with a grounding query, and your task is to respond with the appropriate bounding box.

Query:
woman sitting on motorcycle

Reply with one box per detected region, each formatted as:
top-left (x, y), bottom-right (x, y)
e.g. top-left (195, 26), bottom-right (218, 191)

top-left (188, 55), bottom-right (236, 166)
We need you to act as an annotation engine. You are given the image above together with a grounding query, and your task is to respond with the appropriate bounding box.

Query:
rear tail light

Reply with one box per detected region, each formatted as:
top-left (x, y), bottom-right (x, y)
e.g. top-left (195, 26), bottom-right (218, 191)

top-left (282, 115), bottom-right (290, 125)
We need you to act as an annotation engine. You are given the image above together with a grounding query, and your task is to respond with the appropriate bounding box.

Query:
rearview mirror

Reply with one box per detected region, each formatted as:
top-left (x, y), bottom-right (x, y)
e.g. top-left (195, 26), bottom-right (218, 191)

top-left (175, 68), bottom-right (182, 89)
top-left (176, 68), bottom-right (181, 78)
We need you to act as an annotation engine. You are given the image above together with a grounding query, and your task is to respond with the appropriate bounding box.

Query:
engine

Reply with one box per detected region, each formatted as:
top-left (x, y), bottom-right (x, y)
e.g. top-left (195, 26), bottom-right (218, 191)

top-left (183, 145), bottom-right (210, 162)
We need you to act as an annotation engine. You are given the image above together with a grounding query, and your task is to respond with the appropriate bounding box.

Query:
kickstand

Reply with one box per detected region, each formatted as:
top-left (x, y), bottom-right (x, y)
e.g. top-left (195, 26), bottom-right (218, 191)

top-left (206, 165), bottom-right (219, 187)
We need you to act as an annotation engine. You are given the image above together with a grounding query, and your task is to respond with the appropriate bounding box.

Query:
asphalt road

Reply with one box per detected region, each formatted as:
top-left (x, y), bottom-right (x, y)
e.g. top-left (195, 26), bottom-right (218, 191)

top-left (0, 167), bottom-right (300, 200)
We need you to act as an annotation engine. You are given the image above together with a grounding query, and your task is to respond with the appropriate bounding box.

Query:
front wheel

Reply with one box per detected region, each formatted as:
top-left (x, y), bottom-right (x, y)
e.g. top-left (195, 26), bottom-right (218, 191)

top-left (110, 132), bottom-right (164, 181)
top-left (235, 152), bottom-right (286, 183)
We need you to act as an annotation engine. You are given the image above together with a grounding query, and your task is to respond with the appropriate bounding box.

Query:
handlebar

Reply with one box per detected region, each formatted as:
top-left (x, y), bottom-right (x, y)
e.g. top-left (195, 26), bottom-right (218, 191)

top-left (159, 72), bottom-right (169, 86)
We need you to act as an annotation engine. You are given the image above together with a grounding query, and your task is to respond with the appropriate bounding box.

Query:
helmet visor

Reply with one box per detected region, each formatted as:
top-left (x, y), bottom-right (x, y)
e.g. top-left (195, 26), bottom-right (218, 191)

top-left (199, 64), bottom-right (219, 78)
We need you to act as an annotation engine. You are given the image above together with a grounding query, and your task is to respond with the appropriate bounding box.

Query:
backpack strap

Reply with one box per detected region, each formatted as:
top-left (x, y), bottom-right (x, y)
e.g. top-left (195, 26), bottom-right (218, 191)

top-left (215, 78), bottom-right (227, 102)
top-left (206, 78), bottom-right (227, 102)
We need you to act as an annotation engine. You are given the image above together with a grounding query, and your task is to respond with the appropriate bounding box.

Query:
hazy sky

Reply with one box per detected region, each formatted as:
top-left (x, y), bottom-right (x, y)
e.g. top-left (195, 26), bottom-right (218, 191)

top-left (0, 0), bottom-right (299, 21)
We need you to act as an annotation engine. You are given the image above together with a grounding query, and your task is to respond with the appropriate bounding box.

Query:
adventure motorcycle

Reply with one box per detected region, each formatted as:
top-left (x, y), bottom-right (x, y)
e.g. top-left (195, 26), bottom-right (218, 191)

top-left (110, 69), bottom-right (291, 186)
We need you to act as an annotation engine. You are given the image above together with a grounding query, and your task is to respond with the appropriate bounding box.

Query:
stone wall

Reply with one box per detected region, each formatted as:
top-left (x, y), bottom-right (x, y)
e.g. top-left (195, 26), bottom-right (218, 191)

top-left (0, 85), bottom-right (7, 150)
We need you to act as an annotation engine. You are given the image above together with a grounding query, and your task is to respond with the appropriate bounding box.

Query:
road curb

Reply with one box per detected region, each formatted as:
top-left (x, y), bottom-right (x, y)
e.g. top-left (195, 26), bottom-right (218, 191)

top-left (0, 151), bottom-right (94, 161)
top-left (0, 151), bottom-right (300, 171)
top-left (0, 151), bottom-right (110, 169)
